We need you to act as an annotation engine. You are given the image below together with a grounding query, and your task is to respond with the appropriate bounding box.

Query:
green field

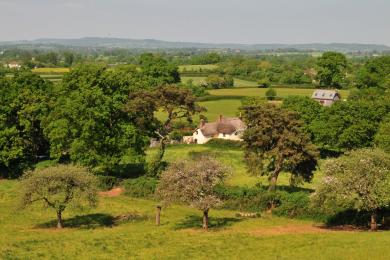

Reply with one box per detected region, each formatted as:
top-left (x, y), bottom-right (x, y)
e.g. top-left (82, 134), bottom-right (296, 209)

top-left (208, 88), bottom-right (350, 99)
top-left (181, 76), bottom-right (258, 88)
top-left (1, 176), bottom-right (389, 259)
top-left (147, 144), bottom-right (324, 188)
top-left (178, 64), bottom-right (218, 72)
top-left (32, 67), bottom-right (70, 74)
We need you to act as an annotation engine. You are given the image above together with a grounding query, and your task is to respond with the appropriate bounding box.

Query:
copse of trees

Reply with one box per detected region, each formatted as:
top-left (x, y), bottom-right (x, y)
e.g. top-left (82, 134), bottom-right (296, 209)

top-left (356, 55), bottom-right (390, 90)
top-left (316, 52), bottom-right (347, 87)
top-left (0, 70), bottom-right (53, 178)
top-left (204, 75), bottom-right (234, 89)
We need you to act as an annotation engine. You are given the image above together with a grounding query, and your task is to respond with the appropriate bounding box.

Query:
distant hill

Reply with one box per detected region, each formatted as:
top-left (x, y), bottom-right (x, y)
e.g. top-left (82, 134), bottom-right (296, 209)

top-left (1, 37), bottom-right (389, 52)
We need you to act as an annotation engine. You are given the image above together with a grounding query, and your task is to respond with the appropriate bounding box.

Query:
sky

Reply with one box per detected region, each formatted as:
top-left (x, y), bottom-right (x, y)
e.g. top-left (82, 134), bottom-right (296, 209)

top-left (0, 0), bottom-right (389, 45)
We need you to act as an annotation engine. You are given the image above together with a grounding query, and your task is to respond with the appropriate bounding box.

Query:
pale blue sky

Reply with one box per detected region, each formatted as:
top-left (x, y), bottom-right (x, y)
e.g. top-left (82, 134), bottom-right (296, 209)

top-left (0, 0), bottom-right (389, 45)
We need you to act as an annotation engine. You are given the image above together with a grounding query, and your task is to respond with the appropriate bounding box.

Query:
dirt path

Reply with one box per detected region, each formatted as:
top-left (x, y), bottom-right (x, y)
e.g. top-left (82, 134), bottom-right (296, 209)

top-left (98, 187), bottom-right (124, 197)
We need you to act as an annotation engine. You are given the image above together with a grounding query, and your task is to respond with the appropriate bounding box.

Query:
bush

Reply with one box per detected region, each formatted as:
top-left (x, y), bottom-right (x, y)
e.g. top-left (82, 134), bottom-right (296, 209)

top-left (265, 88), bottom-right (277, 100)
top-left (214, 184), bottom-right (324, 219)
top-left (122, 176), bottom-right (159, 198)
top-left (205, 139), bottom-right (242, 149)
top-left (97, 175), bottom-right (120, 191)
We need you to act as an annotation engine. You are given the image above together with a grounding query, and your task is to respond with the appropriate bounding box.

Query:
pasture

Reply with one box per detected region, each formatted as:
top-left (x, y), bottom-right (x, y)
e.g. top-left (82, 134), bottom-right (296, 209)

top-left (208, 87), bottom-right (350, 99)
top-left (181, 76), bottom-right (258, 88)
top-left (32, 67), bottom-right (70, 74)
top-left (1, 178), bottom-right (389, 259)
top-left (178, 64), bottom-right (218, 72)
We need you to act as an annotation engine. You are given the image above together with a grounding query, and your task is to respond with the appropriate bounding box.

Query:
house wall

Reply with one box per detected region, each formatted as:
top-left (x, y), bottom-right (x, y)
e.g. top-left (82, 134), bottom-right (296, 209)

top-left (217, 133), bottom-right (243, 141)
top-left (192, 130), bottom-right (211, 144)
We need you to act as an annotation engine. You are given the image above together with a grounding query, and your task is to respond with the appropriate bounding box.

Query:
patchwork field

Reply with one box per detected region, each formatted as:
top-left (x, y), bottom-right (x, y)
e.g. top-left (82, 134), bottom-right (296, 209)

top-left (208, 87), bottom-right (350, 99)
top-left (181, 76), bottom-right (258, 88)
top-left (1, 178), bottom-right (389, 259)
top-left (178, 64), bottom-right (219, 72)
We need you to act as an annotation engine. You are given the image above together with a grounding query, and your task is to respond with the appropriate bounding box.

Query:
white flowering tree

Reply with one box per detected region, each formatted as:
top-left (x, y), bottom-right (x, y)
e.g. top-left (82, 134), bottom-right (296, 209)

top-left (156, 157), bottom-right (228, 230)
top-left (312, 148), bottom-right (390, 231)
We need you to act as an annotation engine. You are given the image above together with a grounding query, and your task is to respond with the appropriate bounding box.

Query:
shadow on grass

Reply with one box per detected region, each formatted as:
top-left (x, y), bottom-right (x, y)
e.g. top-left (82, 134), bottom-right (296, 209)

top-left (36, 212), bottom-right (148, 229)
top-left (174, 215), bottom-right (242, 230)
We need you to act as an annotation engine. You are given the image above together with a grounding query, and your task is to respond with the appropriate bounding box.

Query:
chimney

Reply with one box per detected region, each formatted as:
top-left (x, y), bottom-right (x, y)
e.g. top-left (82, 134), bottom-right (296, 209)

top-left (219, 115), bottom-right (223, 122)
top-left (200, 119), bottom-right (205, 127)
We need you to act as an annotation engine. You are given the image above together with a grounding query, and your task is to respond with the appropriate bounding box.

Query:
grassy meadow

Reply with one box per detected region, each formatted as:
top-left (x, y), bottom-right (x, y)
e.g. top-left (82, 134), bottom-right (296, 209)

top-left (181, 76), bottom-right (258, 88)
top-left (178, 64), bottom-right (219, 72)
top-left (208, 87), bottom-right (350, 99)
top-left (1, 176), bottom-right (389, 259)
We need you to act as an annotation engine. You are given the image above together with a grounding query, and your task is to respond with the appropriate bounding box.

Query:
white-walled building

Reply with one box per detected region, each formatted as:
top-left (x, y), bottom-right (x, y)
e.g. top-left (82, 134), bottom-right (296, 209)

top-left (190, 115), bottom-right (246, 144)
top-left (311, 89), bottom-right (341, 106)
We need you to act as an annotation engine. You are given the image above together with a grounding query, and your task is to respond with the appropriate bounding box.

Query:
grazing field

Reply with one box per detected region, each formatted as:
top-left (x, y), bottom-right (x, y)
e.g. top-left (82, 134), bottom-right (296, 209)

top-left (208, 87), bottom-right (350, 98)
top-left (181, 76), bottom-right (258, 88)
top-left (1, 179), bottom-right (389, 259)
top-left (178, 64), bottom-right (218, 72)
top-left (32, 67), bottom-right (70, 74)
top-left (147, 144), bottom-right (324, 188)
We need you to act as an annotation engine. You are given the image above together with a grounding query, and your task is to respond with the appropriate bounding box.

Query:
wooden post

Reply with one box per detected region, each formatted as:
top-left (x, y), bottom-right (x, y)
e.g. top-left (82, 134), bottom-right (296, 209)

top-left (156, 205), bottom-right (162, 226)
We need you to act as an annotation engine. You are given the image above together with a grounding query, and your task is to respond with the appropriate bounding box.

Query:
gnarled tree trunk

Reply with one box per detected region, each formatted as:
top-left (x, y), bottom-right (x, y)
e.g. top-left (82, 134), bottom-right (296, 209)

top-left (371, 212), bottom-right (378, 231)
top-left (57, 210), bottom-right (63, 229)
top-left (202, 209), bottom-right (209, 230)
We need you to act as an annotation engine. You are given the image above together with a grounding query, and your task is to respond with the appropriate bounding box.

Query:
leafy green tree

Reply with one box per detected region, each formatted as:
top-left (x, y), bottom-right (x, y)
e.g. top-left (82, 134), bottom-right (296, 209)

top-left (63, 52), bottom-right (75, 67)
top-left (265, 88), bottom-right (277, 100)
top-left (241, 103), bottom-right (319, 191)
top-left (205, 75), bottom-right (234, 89)
top-left (312, 148), bottom-right (390, 231)
top-left (20, 165), bottom-right (98, 228)
top-left (356, 56), bottom-right (390, 90)
top-left (309, 100), bottom-right (388, 152)
top-left (282, 96), bottom-right (323, 127)
top-left (145, 85), bottom-right (204, 176)
top-left (156, 157), bottom-right (228, 229)
top-left (316, 52), bottom-right (347, 87)
top-left (0, 70), bottom-right (52, 177)
top-left (139, 53), bottom-right (180, 86)
top-left (375, 114), bottom-right (390, 153)
top-left (43, 65), bottom-right (151, 175)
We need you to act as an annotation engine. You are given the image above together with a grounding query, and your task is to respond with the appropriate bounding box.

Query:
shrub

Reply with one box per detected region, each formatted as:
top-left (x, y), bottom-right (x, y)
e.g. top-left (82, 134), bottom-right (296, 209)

top-left (97, 175), bottom-right (120, 191)
top-left (122, 176), bottom-right (158, 198)
top-left (265, 88), bottom-right (277, 100)
top-left (205, 139), bottom-right (242, 149)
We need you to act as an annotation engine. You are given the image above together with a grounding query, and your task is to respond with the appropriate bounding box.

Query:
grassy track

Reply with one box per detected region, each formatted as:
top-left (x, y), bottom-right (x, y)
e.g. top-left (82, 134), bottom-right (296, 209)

top-left (1, 179), bottom-right (389, 259)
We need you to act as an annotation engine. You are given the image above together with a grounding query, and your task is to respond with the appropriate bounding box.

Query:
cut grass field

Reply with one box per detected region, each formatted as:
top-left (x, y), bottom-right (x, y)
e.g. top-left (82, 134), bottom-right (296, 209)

top-left (178, 64), bottom-right (219, 72)
top-left (147, 144), bottom-right (323, 188)
top-left (1, 178), bottom-right (389, 259)
top-left (32, 67), bottom-right (70, 74)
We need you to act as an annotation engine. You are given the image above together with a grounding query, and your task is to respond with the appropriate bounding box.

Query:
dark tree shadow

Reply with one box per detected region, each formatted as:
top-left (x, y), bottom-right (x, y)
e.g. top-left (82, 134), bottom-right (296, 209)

top-left (36, 212), bottom-right (148, 229)
top-left (174, 215), bottom-right (242, 230)
top-left (325, 208), bottom-right (390, 230)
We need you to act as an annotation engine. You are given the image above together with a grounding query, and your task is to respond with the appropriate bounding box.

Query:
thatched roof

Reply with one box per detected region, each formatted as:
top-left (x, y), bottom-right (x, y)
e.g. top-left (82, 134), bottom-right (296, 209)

top-left (198, 116), bottom-right (246, 137)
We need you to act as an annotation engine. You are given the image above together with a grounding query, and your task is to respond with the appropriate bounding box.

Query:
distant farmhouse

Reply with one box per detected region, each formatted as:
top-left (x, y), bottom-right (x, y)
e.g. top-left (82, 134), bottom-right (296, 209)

top-left (311, 89), bottom-right (341, 106)
top-left (6, 62), bottom-right (21, 69)
top-left (185, 115), bottom-right (246, 144)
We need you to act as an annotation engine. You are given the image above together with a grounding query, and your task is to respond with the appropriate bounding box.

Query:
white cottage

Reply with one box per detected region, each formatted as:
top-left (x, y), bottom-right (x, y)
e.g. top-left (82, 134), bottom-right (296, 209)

top-left (191, 115), bottom-right (246, 144)
top-left (311, 89), bottom-right (341, 106)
